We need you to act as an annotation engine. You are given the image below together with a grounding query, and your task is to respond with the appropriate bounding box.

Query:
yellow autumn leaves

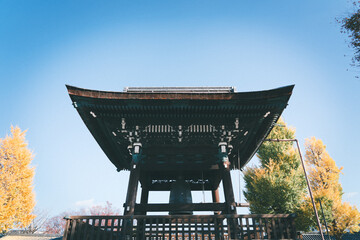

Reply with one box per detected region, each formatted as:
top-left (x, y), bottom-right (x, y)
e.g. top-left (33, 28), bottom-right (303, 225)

top-left (244, 119), bottom-right (360, 239)
top-left (303, 137), bottom-right (360, 239)
top-left (0, 126), bottom-right (35, 233)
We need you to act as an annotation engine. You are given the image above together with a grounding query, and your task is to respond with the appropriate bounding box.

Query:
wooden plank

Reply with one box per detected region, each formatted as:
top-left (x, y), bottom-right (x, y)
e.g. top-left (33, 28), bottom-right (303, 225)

top-left (77, 219), bottom-right (86, 240)
top-left (65, 213), bottom-right (294, 219)
top-left (148, 218), bottom-right (153, 238)
top-left (135, 203), bottom-right (227, 212)
top-left (130, 219), bottom-right (134, 239)
top-left (116, 218), bottom-right (121, 240)
top-left (265, 219), bottom-right (271, 240)
top-left (135, 219), bottom-right (140, 239)
top-left (278, 218), bottom-right (284, 239)
top-left (181, 218), bottom-right (185, 240)
top-left (74, 219), bottom-right (81, 240)
top-left (155, 218), bottom-right (159, 240)
top-left (220, 217), bottom-right (225, 240)
top-left (90, 218), bottom-right (95, 240)
top-left (271, 218), bottom-right (278, 239)
top-left (207, 218), bottom-right (211, 239)
top-left (148, 181), bottom-right (215, 191)
top-left (109, 218), bottom-right (115, 240)
top-left (95, 218), bottom-right (102, 240)
top-left (69, 219), bottom-right (77, 240)
top-left (253, 218), bottom-right (259, 240)
top-left (175, 218), bottom-right (179, 240)
top-left (63, 219), bottom-right (71, 240)
top-left (259, 218), bottom-right (263, 240)
top-left (188, 216), bottom-right (191, 240)
top-left (194, 218), bottom-right (198, 240)
top-left (291, 216), bottom-right (297, 239)
top-left (214, 217), bottom-right (220, 240)
top-left (238, 217), bottom-right (243, 239)
top-left (169, 217), bottom-right (172, 240)
top-left (162, 218), bottom-right (165, 240)
top-left (237, 217), bottom-right (241, 239)
top-left (226, 217), bottom-right (231, 240)
top-left (246, 217), bottom-right (250, 240)
top-left (142, 218), bottom-right (147, 240)
top-left (201, 218), bottom-right (205, 240)
top-left (235, 203), bottom-right (250, 207)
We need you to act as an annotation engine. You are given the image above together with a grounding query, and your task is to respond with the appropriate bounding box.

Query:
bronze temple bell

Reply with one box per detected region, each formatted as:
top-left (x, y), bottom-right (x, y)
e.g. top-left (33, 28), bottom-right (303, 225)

top-left (169, 176), bottom-right (193, 215)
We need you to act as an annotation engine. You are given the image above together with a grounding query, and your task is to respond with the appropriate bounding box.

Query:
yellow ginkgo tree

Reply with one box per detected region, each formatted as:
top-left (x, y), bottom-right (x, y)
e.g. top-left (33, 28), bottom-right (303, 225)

top-left (0, 126), bottom-right (35, 233)
top-left (303, 137), bottom-right (360, 240)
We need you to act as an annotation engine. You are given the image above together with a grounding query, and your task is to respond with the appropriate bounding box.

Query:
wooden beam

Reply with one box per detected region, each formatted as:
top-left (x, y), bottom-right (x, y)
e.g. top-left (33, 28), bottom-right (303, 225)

top-left (140, 164), bottom-right (220, 172)
top-left (135, 203), bottom-right (227, 212)
top-left (236, 202), bottom-right (250, 207)
top-left (147, 182), bottom-right (215, 191)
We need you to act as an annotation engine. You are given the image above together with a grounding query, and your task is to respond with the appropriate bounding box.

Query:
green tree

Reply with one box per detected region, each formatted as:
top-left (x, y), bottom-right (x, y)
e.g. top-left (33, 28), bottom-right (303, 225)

top-left (243, 120), bottom-right (360, 237)
top-left (243, 119), bottom-right (306, 215)
top-left (340, 1), bottom-right (360, 68)
top-left (0, 126), bottom-right (36, 233)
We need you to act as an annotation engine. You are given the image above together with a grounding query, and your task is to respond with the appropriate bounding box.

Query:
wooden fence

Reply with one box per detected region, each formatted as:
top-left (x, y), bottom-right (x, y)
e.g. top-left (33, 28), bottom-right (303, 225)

top-left (63, 214), bottom-right (297, 240)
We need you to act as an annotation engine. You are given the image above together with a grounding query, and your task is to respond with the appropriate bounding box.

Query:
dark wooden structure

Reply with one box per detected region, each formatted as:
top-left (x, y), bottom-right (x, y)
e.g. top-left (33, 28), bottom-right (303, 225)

top-left (63, 214), bottom-right (297, 239)
top-left (64, 85), bottom-right (296, 239)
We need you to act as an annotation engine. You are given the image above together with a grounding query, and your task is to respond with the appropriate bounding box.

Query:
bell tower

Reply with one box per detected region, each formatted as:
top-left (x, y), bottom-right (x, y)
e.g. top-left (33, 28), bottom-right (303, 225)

top-left (66, 85), bottom-right (294, 217)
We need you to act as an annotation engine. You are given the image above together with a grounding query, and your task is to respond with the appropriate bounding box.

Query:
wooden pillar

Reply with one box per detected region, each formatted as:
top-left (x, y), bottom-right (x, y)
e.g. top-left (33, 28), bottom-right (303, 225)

top-left (222, 167), bottom-right (237, 214)
top-left (212, 188), bottom-right (221, 240)
top-left (212, 188), bottom-right (220, 215)
top-left (222, 165), bottom-right (238, 239)
top-left (124, 163), bottom-right (140, 216)
top-left (137, 187), bottom-right (149, 239)
top-left (139, 187), bottom-right (149, 215)
top-left (212, 188), bottom-right (220, 203)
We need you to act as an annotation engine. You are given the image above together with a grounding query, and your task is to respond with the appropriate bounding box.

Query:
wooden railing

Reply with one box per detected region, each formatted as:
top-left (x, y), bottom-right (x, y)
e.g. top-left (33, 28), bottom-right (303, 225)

top-left (63, 214), bottom-right (297, 240)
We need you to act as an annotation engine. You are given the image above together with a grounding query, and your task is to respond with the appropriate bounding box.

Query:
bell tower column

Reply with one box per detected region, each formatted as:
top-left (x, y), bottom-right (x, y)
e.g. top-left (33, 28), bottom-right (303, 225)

top-left (124, 163), bottom-right (140, 215)
top-left (222, 166), bottom-right (237, 214)
top-left (124, 143), bottom-right (142, 216)
top-left (218, 142), bottom-right (237, 214)
top-left (139, 187), bottom-right (149, 215)
top-left (212, 188), bottom-right (220, 215)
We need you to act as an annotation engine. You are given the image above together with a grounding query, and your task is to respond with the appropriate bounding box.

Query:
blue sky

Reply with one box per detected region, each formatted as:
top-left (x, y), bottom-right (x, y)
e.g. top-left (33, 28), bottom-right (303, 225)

top-left (1, 0), bottom-right (359, 216)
